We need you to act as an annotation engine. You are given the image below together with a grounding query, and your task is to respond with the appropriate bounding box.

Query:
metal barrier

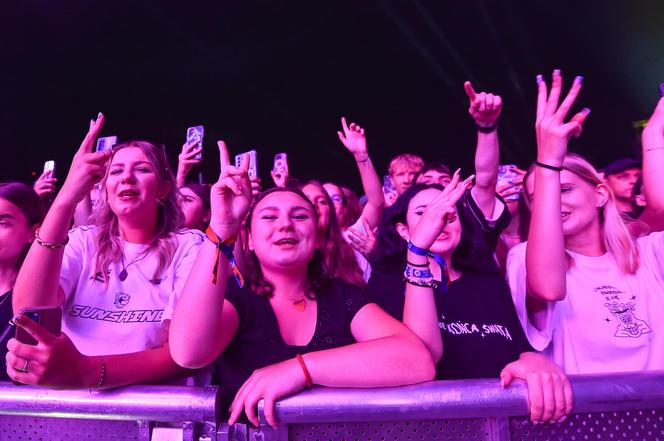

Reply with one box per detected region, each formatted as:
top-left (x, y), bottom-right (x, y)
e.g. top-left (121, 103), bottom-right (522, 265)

top-left (0, 372), bottom-right (663, 440)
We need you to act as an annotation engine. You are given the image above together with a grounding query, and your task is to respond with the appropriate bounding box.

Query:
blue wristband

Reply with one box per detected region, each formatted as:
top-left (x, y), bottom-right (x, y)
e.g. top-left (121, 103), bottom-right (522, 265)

top-left (407, 241), bottom-right (429, 257)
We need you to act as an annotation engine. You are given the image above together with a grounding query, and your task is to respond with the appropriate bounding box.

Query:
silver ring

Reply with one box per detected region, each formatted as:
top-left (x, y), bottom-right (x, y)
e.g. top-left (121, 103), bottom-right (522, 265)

top-left (17, 359), bottom-right (29, 373)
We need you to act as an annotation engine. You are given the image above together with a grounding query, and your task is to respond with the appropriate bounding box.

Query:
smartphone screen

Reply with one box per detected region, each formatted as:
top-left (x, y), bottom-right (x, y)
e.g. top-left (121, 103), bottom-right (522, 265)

top-left (497, 164), bottom-right (520, 201)
top-left (43, 160), bottom-right (55, 176)
top-left (273, 153), bottom-right (287, 175)
top-left (96, 136), bottom-right (118, 153)
top-left (235, 150), bottom-right (258, 178)
top-left (383, 174), bottom-right (396, 195)
top-left (186, 126), bottom-right (204, 160)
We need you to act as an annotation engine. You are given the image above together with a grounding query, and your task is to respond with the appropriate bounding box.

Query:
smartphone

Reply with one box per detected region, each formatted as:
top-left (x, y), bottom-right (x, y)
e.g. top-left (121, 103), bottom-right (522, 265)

top-left (11, 306), bottom-right (62, 385)
top-left (497, 164), bottom-right (520, 201)
top-left (273, 153), bottom-right (288, 175)
top-left (383, 174), bottom-right (396, 195)
top-left (96, 136), bottom-right (118, 153)
top-left (186, 125), bottom-right (205, 160)
top-left (43, 160), bottom-right (55, 177)
top-left (235, 150), bottom-right (258, 178)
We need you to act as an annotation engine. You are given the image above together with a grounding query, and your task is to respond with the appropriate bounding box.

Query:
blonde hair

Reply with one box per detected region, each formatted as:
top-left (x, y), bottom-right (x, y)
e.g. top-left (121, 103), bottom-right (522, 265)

top-left (388, 154), bottom-right (424, 176)
top-left (525, 153), bottom-right (639, 274)
top-left (91, 140), bottom-right (184, 283)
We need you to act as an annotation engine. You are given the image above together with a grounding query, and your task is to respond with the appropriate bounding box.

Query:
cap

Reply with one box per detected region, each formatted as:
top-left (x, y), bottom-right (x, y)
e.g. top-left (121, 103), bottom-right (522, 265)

top-left (604, 158), bottom-right (641, 177)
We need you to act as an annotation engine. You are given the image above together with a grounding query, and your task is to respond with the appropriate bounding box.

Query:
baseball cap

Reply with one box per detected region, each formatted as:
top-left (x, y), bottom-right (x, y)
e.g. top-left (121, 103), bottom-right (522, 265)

top-left (604, 158), bottom-right (641, 177)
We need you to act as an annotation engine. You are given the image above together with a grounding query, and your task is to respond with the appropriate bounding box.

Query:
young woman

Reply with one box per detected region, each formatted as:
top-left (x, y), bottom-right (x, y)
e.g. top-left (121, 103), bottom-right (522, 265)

top-left (179, 183), bottom-right (211, 231)
top-left (0, 183), bottom-right (43, 381)
top-left (8, 114), bottom-right (204, 388)
top-left (368, 82), bottom-right (572, 424)
top-left (507, 72), bottom-right (664, 374)
top-left (169, 141), bottom-right (435, 429)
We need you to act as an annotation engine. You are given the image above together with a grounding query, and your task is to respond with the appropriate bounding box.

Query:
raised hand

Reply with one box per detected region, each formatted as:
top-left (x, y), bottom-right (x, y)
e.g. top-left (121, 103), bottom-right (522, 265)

top-left (228, 357), bottom-right (306, 429)
top-left (535, 70), bottom-right (590, 166)
top-left (408, 170), bottom-right (474, 250)
top-left (500, 352), bottom-right (573, 424)
top-left (464, 82), bottom-right (502, 128)
top-left (176, 139), bottom-right (203, 187)
top-left (33, 170), bottom-right (57, 199)
top-left (6, 313), bottom-right (96, 389)
top-left (337, 117), bottom-right (368, 159)
top-left (209, 141), bottom-right (253, 240)
top-left (642, 94), bottom-right (664, 147)
top-left (57, 113), bottom-right (113, 207)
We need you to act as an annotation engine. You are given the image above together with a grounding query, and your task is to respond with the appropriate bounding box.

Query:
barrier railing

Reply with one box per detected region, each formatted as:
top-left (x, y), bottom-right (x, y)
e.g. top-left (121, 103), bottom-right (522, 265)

top-left (0, 372), bottom-right (663, 440)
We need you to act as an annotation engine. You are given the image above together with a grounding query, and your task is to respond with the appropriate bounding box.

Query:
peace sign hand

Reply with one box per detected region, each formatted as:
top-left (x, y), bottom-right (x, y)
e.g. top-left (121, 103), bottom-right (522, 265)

top-left (209, 141), bottom-right (253, 240)
top-left (408, 170), bottom-right (474, 251)
top-left (535, 70), bottom-right (591, 166)
top-left (464, 82), bottom-right (502, 127)
top-left (57, 113), bottom-right (113, 207)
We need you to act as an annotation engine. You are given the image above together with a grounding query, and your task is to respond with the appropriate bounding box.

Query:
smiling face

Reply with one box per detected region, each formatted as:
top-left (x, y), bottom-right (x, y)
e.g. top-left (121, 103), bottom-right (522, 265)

top-left (106, 147), bottom-right (170, 221)
top-left (301, 183), bottom-right (331, 231)
top-left (399, 188), bottom-right (462, 256)
top-left (323, 183), bottom-right (345, 221)
top-left (526, 169), bottom-right (606, 238)
top-left (249, 190), bottom-right (318, 272)
top-left (0, 197), bottom-right (35, 266)
top-left (179, 187), bottom-right (210, 231)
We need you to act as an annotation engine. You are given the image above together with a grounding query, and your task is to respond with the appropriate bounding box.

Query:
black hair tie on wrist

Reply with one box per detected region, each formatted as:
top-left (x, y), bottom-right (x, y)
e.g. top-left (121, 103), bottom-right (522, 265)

top-left (475, 121), bottom-right (498, 133)
top-left (535, 161), bottom-right (564, 172)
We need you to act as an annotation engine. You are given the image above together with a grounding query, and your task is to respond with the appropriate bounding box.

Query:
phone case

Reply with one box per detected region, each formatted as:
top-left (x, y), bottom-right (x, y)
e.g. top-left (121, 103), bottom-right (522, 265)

top-left (273, 153), bottom-right (287, 174)
top-left (186, 126), bottom-right (204, 160)
top-left (43, 160), bottom-right (55, 176)
top-left (236, 150), bottom-right (258, 178)
top-left (96, 136), bottom-right (118, 153)
top-left (497, 165), bottom-right (520, 201)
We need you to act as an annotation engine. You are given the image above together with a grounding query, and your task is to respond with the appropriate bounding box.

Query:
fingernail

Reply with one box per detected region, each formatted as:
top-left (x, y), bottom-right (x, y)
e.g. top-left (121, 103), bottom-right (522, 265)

top-left (98, 112), bottom-right (103, 118)
top-left (553, 69), bottom-right (561, 76)
top-left (575, 75), bottom-right (584, 84)
top-left (582, 107), bottom-right (591, 114)
top-left (12, 315), bottom-right (21, 325)
top-left (500, 379), bottom-right (505, 388)
top-left (536, 74), bottom-right (543, 85)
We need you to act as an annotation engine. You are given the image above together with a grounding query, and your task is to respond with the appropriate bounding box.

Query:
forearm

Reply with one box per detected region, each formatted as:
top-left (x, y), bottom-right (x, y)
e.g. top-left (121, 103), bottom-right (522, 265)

top-left (473, 130), bottom-right (499, 217)
top-left (88, 344), bottom-right (191, 389)
top-left (303, 333), bottom-right (435, 387)
top-left (641, 130), bottom-right (664, 213)
top-left (355, 153), bottom-right (385, 228)
top-left (526, 168), bottom-right (566, 301)
top-left (402, 251), bottom-right (443, 362)
top-left (13, 198), bottom-right (75, 312)
top-left (169, 240), bottom-right (232, 368)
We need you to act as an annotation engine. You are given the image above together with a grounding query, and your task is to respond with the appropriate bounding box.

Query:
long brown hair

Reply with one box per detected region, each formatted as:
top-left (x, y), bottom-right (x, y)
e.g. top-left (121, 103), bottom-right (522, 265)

top-left (91, 140), bottom-right (184, 282)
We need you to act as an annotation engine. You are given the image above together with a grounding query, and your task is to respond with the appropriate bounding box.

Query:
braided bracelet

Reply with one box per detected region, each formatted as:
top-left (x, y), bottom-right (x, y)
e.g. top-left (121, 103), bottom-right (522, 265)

top-left (34, 228), bottom-right (69, 249)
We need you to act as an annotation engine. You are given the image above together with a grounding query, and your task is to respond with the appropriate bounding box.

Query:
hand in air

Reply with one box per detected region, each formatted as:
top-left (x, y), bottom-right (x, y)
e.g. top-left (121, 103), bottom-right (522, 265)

top-left (408, 170), bottom-right (474, 250)
top-left (464, 82), bottom-right (502, 128)
top-left (58, 113), bottom-right (113, 207)
top-left (337, 117), bottom-right (368, 159)
top-left (535, 70), bottom-right (590, 166)
top-left (33, 170), bottom-right (58, 198)
top-left (209, 141), bottom-right (253, 240)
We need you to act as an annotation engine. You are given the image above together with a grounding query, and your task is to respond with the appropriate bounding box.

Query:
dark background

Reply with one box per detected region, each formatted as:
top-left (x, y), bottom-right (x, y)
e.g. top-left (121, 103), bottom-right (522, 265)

top-left (2, 0), bottom-right (663, 193)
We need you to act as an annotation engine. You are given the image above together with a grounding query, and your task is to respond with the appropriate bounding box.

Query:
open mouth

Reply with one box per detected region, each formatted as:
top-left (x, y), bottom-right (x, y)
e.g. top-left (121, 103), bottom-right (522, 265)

top-left (118, 190), bottom-right (139, 199)
top-left (275, 238), bottom-right (299, 246)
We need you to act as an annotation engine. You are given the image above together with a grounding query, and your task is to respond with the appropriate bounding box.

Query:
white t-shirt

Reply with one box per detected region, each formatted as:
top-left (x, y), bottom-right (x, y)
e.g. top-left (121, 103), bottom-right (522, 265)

top-left (59, 226), bottom-right (204, 356)
top-left (506, 232), bottom-right (664, 374)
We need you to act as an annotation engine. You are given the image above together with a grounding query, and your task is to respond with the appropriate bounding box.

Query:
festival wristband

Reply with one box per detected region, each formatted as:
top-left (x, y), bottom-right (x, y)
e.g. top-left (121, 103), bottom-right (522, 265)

top-left (407, 240), bottom-right (429, 257)
top-left (205, 226), bottom-right (244, 287)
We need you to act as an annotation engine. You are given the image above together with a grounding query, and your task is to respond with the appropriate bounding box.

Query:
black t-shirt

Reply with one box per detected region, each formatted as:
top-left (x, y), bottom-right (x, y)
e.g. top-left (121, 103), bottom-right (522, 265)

top-left (369, 272), bottom-right (532, 380)
top-left (0, 291), bottom-right (12, 382)
top-left (215, 278), bottom-right (370, 412)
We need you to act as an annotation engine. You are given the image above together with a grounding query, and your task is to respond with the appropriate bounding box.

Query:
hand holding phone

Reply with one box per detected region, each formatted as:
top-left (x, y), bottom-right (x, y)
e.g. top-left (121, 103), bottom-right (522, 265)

top-left (186, 126), bottom-right (205, 160)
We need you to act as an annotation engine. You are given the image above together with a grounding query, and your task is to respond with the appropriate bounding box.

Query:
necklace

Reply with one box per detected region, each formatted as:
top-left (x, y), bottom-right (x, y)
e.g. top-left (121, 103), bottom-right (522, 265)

top-left (272, 295), bottom-right (307, 312)
top-left (119, 249), bottom-right (151, 281)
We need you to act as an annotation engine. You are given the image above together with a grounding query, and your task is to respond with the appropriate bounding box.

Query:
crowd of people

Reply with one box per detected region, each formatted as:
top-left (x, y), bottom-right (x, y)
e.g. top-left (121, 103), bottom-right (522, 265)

top-left (1, 71), bottom-right (662, 428)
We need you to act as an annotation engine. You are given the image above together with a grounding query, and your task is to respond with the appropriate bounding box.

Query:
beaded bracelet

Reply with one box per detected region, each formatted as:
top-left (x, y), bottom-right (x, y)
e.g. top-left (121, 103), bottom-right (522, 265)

top-left (91, 360), bottom-right (106, 391)
top-left (404, 277), bottom-right (439, 289)
top-left (404, 265), bottom-right (433, 279)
